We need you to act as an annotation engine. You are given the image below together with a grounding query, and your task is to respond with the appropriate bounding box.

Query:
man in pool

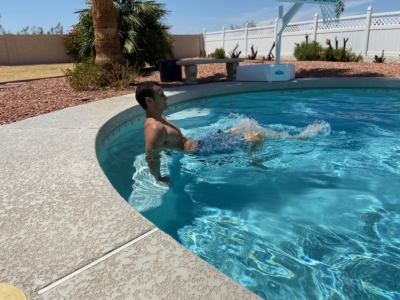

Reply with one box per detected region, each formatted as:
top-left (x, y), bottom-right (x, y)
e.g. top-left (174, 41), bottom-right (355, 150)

top-left (135, 81), bottom-right (321, 186)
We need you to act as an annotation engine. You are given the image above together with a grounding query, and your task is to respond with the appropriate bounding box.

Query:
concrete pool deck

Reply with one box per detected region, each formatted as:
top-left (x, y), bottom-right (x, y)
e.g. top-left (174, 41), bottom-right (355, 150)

top-left (1, 78), bottom-right (400, 299)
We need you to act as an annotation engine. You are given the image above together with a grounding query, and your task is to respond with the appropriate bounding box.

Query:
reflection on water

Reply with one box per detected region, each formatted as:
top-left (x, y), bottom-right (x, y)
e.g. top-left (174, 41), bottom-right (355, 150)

top-left (98, 89), bottom-right (400, 299)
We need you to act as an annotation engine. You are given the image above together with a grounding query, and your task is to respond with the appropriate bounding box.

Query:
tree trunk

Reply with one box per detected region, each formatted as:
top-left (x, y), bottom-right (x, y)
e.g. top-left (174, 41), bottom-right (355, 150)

top-left (91, 0), bottom-right (124, 67)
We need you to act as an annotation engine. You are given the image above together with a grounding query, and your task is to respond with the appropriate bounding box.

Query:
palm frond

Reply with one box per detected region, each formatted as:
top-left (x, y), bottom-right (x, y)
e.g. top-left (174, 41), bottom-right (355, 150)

top-left (74, 0), bottom-right (173, 68)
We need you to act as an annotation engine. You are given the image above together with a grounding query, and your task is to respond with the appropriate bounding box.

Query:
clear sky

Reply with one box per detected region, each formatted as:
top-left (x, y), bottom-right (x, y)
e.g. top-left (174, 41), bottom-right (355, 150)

top-left (0, 0), bottom-right (398, 34)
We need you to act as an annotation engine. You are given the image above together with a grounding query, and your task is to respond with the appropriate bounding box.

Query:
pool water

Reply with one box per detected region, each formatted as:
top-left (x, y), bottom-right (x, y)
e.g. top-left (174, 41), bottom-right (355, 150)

top-left (98, 89), bottom-right (400, 299)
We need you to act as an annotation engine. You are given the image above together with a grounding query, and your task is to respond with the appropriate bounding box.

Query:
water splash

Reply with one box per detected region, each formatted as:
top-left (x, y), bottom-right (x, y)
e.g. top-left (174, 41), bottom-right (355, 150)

top-left (128, 153), bottom-right (170, 212)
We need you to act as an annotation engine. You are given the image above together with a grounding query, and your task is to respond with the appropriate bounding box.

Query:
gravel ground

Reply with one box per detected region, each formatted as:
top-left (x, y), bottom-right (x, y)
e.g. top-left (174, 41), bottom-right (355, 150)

top-left (1, 60), bottom-right (399, 125)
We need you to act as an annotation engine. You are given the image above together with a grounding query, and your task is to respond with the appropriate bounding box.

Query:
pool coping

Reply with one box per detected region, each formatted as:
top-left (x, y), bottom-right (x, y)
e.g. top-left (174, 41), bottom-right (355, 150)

top-left (1, 78), bottom-right (400, 299)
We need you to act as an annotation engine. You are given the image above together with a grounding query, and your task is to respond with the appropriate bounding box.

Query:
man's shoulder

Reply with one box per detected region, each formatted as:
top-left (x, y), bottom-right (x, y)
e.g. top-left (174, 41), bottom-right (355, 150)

top-left (144, 118), bottom-right (166, 134)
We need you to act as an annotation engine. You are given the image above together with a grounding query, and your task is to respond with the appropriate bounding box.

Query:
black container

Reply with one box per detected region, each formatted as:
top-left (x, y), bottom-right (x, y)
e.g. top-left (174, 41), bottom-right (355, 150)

top-left (159, 59), bottom-right (182, 82)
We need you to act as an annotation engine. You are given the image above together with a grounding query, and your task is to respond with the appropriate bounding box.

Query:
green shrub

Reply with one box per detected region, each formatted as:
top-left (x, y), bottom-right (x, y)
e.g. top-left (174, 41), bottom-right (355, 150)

top-left (61, 26), bottom-right (81, 62)
top-left (63, 57), bottom-right (140, 91)
top-left (294, 40), bottom-right (363, 62)
top-left (293, 41), bottom-right (323, 61)
top-left (102, 62), bottom-right (141, 89)
top-left (322, 47), bottom-right (337, 62)
top-left (63, 57), bottom-right (102, 91)
top-left (214, 48), bottom-right (226, 59)
top-left (75, 0), bottom-right (173, 69)
top-left (322, 47), bottom-right (363, 62)
top-left (346, 49), bottom-right (363, 62)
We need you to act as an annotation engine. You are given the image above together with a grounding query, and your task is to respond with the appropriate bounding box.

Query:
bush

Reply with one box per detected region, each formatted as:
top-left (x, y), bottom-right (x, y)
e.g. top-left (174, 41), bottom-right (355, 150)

top-left (293, 41), bottom-right (323, 61)
top-left (294, 39), bottom-right (363, 62)
top-left (63, 57), bottom-right (140, 91)
top-left (74, 0), bottom-right (173, 69)
top-left (214, 48), bottom-right (226, 59)
top-left (102, 62), bottom-right (141, 89)
top-left (322, 47), bottom-right (363, 62)
top-left (346, 50), bottom-right (363, 62)
top-left (61, 26), bottom-right (81, 62)
top-left (322, 47), bottom-right (337, 62)
top-left (63, 57), bottom-right (102, 90)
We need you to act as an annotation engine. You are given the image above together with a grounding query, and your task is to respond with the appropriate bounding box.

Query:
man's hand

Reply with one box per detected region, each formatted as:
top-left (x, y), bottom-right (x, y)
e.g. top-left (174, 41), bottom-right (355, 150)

top-left (158, 176), bottom-right (172, 187)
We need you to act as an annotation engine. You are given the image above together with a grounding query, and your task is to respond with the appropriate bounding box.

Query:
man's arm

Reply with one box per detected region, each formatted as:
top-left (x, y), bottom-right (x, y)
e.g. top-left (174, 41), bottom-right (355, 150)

top-left (145, 122), bottom-right (167, 182)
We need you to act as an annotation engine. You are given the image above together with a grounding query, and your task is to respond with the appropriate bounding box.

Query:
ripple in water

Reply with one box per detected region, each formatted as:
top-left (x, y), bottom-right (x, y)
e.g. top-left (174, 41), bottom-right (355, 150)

top-left (109, 90), bottom-right (400, 299)
top-left (178, 206), bottom-right (400, 300)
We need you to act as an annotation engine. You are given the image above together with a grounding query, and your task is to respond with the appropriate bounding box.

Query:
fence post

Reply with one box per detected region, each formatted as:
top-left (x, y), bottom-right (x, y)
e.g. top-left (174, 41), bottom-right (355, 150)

top-left (363, 6), bottom-right (372, 56)
top-left (222, 26), bottom-right (225, 51)
top-left (274, 19), bottom-right (279, 60)
top-left (203, 29), bottom-right (206, 54)
top-left (313, 13), bottom-right (318, 41)
top-left (245, 23), bottom-right (248, 58)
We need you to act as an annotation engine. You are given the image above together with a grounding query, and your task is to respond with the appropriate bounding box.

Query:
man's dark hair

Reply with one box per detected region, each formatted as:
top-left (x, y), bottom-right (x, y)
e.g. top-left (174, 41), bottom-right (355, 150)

top-left (135, 81), bottom-right (160, 109)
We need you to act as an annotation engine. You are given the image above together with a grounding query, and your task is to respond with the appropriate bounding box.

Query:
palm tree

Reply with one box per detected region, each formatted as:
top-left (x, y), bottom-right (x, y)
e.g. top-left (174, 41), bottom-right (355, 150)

top-left (76, 0), bottom-right (173, 69)
top-left (91, 0), bottom-right (124, 67)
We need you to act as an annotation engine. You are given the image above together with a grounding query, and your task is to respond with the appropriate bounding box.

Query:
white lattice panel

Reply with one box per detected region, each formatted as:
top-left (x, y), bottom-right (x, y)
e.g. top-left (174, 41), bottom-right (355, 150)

top-left (248, 27), bottom-right (275, 37)
top-left (284, 22), bottom-right (314, 33)
top-left (225, 30), bottom-right (245, 38)
top-left (205, 33), bottom-right (222, 40)
top-left (204, 10), bottom-right (400, 57)
top-left (371, 13), bottom-right (400, 26)
top-left (318, 17), bottom-right (366, 30)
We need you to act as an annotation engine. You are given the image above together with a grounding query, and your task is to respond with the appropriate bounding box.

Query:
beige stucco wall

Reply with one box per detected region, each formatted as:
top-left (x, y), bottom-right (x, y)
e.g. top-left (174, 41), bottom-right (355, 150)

top-left (0, 34), bottom-right (71, 65)
top-left (170, 34), bottom-right (204, 59)
top-left (0, 34), bottom-right (204, 66)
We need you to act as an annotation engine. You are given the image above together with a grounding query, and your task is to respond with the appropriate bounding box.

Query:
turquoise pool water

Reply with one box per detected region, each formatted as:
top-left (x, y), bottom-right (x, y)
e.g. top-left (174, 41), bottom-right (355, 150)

top-left (98, 89), bottom-right (400, 299)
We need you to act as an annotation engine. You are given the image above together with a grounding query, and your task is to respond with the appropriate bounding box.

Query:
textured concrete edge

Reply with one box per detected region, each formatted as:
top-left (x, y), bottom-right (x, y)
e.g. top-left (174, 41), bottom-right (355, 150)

top-left (37, 228), bottom-right (160, 295)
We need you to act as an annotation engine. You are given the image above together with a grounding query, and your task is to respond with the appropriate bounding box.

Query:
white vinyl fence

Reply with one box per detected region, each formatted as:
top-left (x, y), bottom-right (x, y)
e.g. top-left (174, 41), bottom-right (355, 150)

top-left (204, 7), bottom-right (400, 58)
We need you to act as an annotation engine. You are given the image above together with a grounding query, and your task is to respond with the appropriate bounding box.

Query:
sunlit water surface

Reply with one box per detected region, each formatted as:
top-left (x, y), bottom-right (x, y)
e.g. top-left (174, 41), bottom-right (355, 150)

top-left (98, 89), bottom-right (400, 299)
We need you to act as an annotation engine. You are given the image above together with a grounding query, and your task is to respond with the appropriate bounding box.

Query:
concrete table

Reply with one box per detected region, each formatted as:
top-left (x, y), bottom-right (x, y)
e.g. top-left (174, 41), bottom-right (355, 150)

top-left (176, 58), bottom-right (244, 84)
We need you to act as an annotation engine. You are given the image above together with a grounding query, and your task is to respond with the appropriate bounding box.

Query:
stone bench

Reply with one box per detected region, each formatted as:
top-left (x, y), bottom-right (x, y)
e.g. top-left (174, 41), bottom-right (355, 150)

top-left (176, 58), bottom-right (244, 84)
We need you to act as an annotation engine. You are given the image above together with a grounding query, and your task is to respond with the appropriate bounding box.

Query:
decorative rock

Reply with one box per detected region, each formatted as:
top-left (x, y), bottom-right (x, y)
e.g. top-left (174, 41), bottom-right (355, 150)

top-left (80, 97), bottom-right (91, 101)
top-left (43, 92), bottom-right (52, 95)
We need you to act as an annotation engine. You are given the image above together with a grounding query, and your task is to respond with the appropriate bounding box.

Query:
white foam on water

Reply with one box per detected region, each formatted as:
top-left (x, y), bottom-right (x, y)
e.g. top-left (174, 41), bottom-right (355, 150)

top-left (167, 108), bottom-right (212, 120)
top-left (128, 153), bottom-right (170, 212)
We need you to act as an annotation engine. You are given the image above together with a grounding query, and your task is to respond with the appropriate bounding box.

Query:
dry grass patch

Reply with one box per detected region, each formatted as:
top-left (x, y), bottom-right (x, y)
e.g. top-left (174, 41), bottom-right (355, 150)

top-left (0, 63), bottom-right (73, 82)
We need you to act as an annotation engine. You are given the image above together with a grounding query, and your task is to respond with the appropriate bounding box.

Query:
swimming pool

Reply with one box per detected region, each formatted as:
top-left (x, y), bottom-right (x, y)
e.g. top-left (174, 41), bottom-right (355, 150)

top-left (98, 88), bottom-right (400, 299)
